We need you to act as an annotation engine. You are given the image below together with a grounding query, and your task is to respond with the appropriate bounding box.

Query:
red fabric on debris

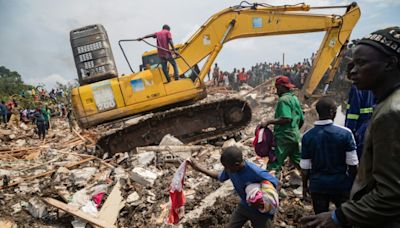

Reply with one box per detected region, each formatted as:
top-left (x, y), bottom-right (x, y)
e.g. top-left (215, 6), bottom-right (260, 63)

top-left (167, 160), bottom-right (188, 224)
top-left (92, 192), bottom-right (106, 209)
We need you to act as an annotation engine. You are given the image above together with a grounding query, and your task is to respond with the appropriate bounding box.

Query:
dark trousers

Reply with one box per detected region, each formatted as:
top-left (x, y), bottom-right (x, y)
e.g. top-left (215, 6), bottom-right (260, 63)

top-left (228, 204), bottom-right (273, 228)
top-left (311, 192), bottom-right (349, 214)
top-left (1, 114), bottom-right (6, 124)
top-left (160, 56), bottom-right (179, 82)
top-left (37, 122), bottom-right (46, 140)
top-left (7, 113), bottom-right (11, 123)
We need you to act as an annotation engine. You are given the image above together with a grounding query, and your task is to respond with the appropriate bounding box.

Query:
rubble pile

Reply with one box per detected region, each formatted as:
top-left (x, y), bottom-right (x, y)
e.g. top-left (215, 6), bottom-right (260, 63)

top-left (0, 81), bottom-right (318, 227)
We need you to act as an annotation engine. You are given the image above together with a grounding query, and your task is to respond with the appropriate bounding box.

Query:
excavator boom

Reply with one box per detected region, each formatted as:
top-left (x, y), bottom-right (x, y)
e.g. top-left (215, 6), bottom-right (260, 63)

top-left (173, 2), bottom-right (360, 95)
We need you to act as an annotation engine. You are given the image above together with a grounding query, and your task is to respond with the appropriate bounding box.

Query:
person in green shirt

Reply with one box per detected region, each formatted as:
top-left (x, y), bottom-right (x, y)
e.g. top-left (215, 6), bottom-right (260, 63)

top-left (262, 76), bottom-right (304, 174)
top-left (41, 106), bottom-right (51, 130)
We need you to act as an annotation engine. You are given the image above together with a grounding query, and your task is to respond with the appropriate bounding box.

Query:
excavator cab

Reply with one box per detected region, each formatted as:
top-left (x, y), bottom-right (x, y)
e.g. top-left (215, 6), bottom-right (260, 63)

top-left (139, 45), bottom-right (183, 71)
top-left (140, 52), bottom-right (159, 71)
top-left (139, 45), bottom-right (200, 81)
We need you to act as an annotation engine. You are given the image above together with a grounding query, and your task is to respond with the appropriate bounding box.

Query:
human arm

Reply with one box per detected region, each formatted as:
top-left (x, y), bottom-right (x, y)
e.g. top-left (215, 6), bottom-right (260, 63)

top-left (260, 97), bottom-right (292, 127)
top-left (137, 33), bottom-right (156, 40)
top-left (300, 135), bottom-right (312, 199)
top-left (188, 159), bottom-right (219, 180)
top-left (168, 39), bottom-right (177, 55)
top-left (260, 117), bottom-right (291, 127)
top-left (301, 169), bottom-right (310, 199)
top-left (345, 129), bottom-right (358, 177)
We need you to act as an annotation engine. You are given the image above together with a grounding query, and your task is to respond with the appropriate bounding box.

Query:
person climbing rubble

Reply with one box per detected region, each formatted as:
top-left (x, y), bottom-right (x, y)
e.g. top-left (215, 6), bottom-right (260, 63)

top-left (189, 146), bottom-right (278, 228)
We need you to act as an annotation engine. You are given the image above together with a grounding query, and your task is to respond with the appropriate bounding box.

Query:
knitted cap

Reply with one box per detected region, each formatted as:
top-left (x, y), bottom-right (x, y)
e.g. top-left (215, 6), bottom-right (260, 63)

top-left (357, 26), bottom-right (400, 57)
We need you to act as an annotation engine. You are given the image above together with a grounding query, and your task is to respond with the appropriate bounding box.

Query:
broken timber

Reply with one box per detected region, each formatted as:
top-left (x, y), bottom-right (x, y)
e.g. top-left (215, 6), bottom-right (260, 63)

top-left (42, 197), bottom-right (116, 228)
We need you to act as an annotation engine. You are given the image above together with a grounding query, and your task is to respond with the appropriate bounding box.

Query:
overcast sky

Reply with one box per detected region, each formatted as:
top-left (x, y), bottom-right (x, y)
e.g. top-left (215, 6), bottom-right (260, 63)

top-left (0, 0), bottom-right (399, 89)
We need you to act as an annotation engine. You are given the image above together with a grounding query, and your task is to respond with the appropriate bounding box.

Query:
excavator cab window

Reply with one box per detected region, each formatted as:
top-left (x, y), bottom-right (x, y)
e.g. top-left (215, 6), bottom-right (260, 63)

top-left (140, 50), bottom-right (199, 82)
top-left (184, 65), bottom-right (200, 82)
top-left (140, 53), bottom-right (161, 71)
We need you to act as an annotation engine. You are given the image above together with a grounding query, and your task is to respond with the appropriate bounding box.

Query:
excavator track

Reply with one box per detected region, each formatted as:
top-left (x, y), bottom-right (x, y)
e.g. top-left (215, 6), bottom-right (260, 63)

top-left (96, 96), bottom-right (252, 157)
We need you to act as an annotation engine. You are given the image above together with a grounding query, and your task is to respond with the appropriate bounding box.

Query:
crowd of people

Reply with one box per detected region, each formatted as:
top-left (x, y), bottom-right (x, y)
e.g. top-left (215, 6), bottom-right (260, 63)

top-left (209, 58), bottom-right (312, 90)
top-left (0, 87), bottom-right (71, 141)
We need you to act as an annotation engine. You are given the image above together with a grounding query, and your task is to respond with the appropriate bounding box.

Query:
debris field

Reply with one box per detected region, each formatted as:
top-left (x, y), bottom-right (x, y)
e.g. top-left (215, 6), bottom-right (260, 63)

top-left (0, 81), bottom-right (318, 227)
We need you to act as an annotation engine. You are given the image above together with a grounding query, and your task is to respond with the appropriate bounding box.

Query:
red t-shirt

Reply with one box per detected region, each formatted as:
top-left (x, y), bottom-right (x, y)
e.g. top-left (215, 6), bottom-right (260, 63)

top-left (239, 72), bottom-right (247, 81)
top-left (155, 29), bottom-right (172, 58)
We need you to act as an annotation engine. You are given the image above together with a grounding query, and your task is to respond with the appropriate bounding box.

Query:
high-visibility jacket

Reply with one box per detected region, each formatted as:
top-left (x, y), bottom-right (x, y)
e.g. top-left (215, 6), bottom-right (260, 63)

top-left (345, 85), bottom-right (375, 158)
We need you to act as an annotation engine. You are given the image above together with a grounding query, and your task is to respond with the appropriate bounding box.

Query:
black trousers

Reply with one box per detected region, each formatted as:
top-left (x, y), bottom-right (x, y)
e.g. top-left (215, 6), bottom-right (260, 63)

top-left (37, 122), bottom-right (46, 139)
top-left (228, 204), bottom-right (273, 228)
top-left (311, 192), bottom-right (349, 214)
top-left (1, 114), bottom-right (6, 124)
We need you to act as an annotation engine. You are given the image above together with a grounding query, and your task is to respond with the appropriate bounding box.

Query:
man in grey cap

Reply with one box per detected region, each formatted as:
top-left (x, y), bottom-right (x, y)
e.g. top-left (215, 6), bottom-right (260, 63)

top-left (301, 26), bottom-right (400, 228)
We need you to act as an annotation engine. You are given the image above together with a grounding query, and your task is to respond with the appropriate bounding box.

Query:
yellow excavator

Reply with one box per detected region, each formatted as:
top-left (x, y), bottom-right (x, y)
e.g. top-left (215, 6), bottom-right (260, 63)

top-left (70, 2), bottom-right (360, 155)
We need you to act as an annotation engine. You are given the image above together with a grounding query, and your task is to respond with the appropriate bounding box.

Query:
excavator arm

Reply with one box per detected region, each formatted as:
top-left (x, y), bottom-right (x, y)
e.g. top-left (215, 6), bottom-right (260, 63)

top-left (174, 2), bottom-right (360, 96)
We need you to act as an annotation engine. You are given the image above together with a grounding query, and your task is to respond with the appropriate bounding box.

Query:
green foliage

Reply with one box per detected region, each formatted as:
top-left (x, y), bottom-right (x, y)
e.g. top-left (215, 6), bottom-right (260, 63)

top-left (0, 66), bottom-right (34, 100)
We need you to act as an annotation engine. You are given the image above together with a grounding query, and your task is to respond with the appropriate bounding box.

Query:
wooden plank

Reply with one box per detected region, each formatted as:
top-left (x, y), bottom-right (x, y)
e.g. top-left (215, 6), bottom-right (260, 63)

top-left (57, 151), bottom-right (115, 169)
top-left (73, 129), bottom-right (87, 142)
top-left (73, 129), bottom-right (96, 145)
top-left (0, 218), bottom-right (16, 228)
top-left (241, 78), bottom-right (275, 97)
top-left (96, 182), bottom-right (124, 227)
top-left (18, 155), bottom-right (63, 172)
top-left (0, 147), bottom-right (39, 154)
top-left (0, 157), bottom-right (95, 190)
top-left (42, 197), bottom-right (115, 228)
top-left (0, 154), bottom-right (18, 160)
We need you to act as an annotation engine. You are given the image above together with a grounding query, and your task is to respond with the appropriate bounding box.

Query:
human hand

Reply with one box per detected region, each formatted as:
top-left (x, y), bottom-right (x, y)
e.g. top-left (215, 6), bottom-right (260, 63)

top-left (248, 199), bottom-right (264, 210)
top-left (302, 186), bottom-right (310, 200)
top-left (187, 159), bottom-right (201, 171)
top-left (300, 212), bottom-right (339, 228)
top-left (171, 50), bottom-right (179, 58)
top-left (260, 118), bottom-right (270, 127)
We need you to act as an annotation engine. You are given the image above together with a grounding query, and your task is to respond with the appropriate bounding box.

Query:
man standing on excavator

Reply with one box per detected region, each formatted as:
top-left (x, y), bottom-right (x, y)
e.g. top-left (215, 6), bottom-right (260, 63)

top-left (139, 24), bottom-right (179, 82)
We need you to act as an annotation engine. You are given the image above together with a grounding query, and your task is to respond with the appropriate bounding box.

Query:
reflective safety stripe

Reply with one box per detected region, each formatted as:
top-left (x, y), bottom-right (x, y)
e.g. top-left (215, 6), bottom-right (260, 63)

top-left (347, 114), bottom-right (359, 120)
top-left (360, 107), bottom-right (373, 114)
top-left (346, 103), bottom-right (350, 110)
